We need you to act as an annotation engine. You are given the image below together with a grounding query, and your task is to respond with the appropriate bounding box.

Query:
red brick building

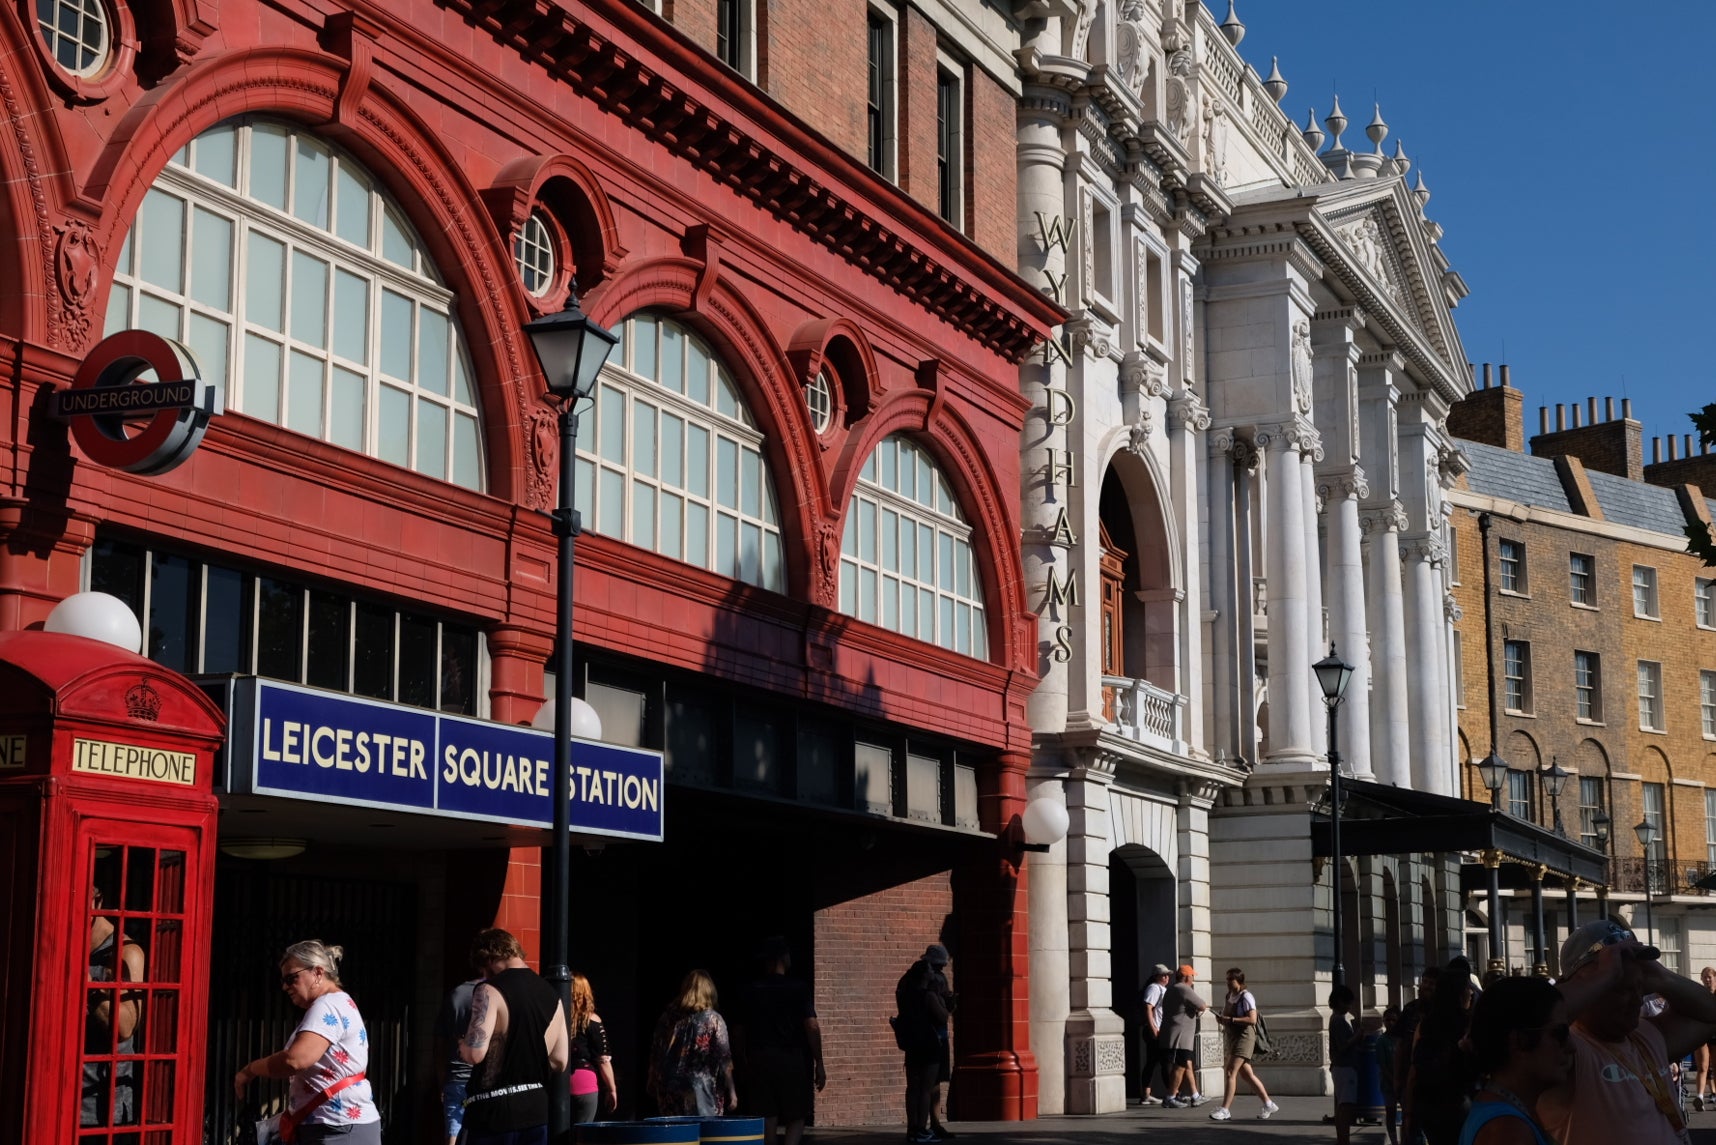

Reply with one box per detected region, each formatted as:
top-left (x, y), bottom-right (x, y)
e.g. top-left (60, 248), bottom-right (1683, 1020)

top-left (0, 0), bottom-right (1058, 1138)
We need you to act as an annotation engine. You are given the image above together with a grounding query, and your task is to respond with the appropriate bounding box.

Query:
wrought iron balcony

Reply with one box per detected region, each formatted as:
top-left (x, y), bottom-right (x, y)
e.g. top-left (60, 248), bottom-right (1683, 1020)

top-left (1609, 856), bottom-right (1682, 896)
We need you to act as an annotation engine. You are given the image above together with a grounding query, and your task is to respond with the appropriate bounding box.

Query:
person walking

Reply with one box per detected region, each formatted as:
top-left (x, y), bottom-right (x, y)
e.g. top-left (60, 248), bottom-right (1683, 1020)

top-left (1138, 963), bottom-right (1173, 1106)
top-left (1457, 976), bottom-right (1570, 1145)
top-left (649, 969), bottom-right (738, 1116)
top-left (1399, 967), bottom-right (1442, 1145)
top-left (1209, 967), bottom-right (1277, 1121)
top-left (1329, 985), bottom-right (1360, 1145)
top-left (1694, 967), bottom-right (1716, 1111)
top-left (734, 937), bottom-right (825, 1145)
top-left (1160, 965), bottom-right (1209, 1109)
top-left (435, 969), bottom-right (485, 1145)
top-left (569, 972), bottom-right (618, 1123)
top-left (895, 944), bottom-right (957, 1142)
top-left (1376, 1005), bottom-right (1404, 1145)
top-left (459, 927), bottom-right (571, 1145)
top-left (233, 939), bottom-right (381, 1145)
top-left (1408, 958), bottom-right (1479, 1145)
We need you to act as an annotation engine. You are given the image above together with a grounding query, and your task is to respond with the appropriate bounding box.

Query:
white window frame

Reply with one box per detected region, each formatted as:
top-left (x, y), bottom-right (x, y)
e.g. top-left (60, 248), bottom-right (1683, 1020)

top-left (1499, 538), bottom-right (1525, 594)
top-left (934, 54), bottom-right (965, 230)
top-left (1643, 781), bottom-right (1668, 867)
top-left (1446, 525), bottom-right (1460, 585)
top-left (107, 118), bottom-right (484, 490)
top-left (1084, 188), bottom-right (1120, 316)
top-left (1633, 564), bottom-right (1660, 619)
top-left (1706, 788), bottom-right (1716, 866)
top-left (1452, 630), bottom-right (1465, 708)
top-left (1703, 670), bottom-right (1716, 738)
top-left (840, 434), bottom-right (987, 658)
top-left (515, 210), bottom-right (556, 298)
top-left (1579, 776), bottom-right (1604, 850)
top-left (1638, 659), bottom-right (1665, 731)
top-left (38, 0), bottom-right (110, 78)
top-left (577, 312), bottom-right (785, 594)
top-left (866, 7), bottom-right (899, 181)
top-left (1569, 552), bottom-right (1595, 607)
top-left (1575, 650), bottom-right (1601, 723)
top-left (1503, 639), bottom-right (1531, 714)
top-left (1698, 578), bottom-right (1716, 629)
top-left (715, 0), bottom-right (756, 79)
top-left (1506, 769), bottom-right (1533, 821)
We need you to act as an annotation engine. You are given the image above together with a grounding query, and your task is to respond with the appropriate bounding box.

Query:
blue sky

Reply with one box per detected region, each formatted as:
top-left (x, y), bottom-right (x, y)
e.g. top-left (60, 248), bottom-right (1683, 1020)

top-left (1222, 1), bottom-right (1715, 452)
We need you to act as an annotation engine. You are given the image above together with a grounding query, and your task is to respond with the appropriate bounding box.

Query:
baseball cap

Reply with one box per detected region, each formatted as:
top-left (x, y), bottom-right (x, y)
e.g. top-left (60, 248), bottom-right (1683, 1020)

top-left (1559, 919), bottom-right (1658, 979)
top-left (1179, 963), bottom-right (1196, 979)
top-left (1152, 963), bottom-right (1173, 977)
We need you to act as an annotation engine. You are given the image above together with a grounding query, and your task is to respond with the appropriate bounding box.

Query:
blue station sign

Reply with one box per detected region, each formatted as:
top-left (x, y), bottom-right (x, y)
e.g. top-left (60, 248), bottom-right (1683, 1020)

top-left (223, 677), bottom-right (664, 842)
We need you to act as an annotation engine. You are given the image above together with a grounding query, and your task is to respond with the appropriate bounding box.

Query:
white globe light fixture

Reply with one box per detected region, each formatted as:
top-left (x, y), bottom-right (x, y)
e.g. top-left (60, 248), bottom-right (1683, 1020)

top-left (1020, 796), bottom-right (1070, 853)
top-left (530, 696), bottom-right (603, 741)
top-left (44, 591), bottom-right (143, 653)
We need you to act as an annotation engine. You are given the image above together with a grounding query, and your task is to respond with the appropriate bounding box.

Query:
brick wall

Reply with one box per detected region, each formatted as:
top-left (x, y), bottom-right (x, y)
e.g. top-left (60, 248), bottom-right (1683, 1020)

top-left (1447, 383), bottom-right (1524, 452)
top-left (967, 68), bottom-right (1017, 262)
top-left (814, 870), bottom-right (954, 1126)
top-left (897, 6), bottom-right (940, 214)
top-left (763, 0), bottom-right (868, 160)
top-left (1530, 418), bottom-right (1644, 482)
top-left (673, 0), bottom-right (720, 64)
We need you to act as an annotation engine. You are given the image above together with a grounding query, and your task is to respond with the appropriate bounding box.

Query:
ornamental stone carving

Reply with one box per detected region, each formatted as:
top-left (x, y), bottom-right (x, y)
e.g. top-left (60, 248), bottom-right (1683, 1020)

top-left (525, 402), bottom-right (559, 511)
top-left (816, 520), bottom-right (842, 607)
top-left (1127, 411), bottom-right (1155, 454)
top-left (1444, 592), bottom-right (1463, 623)
top-left (1340, 214), bottom-right (1403, 305)
top-left (1114, 0), bottom-right (1151, 98)
top-left (1316, 468), bottom-right (1369, 503)
top-left (1290, 319), bottom-right (1313, 413)
top-left (1358, 503), bottom-right (1409, 535)
top-left (1168, 391), bottom-right (1211, 432)
top-left (52, 218), bottom-right (101, 350)
top-left (1165, 49), bottom-right (1193, 138)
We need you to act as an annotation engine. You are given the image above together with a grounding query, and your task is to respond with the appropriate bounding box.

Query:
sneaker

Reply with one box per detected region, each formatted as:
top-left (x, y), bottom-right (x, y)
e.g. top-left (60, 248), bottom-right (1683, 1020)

top-left (1699, 1096), bottom-right (1708, 1113)
top-left (1190, 1096), bottom-right (1211, 1107)
top-left (909, 1133), bottom-right (938, 1144)
top-left (1209, 1108), bottom-right (1232, 1121)
top-left (1141, 1096), bottom-right (1164, 1107)
top-left (1164, 1098), bottom-right (1187, 1109)
top-left (1258, 1101), bottom-right (1280, 1120)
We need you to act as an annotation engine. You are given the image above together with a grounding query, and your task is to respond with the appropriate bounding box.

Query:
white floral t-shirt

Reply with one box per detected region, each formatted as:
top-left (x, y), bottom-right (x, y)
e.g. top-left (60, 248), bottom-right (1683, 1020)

top-left (288, 990), bottom-right (379, 1126)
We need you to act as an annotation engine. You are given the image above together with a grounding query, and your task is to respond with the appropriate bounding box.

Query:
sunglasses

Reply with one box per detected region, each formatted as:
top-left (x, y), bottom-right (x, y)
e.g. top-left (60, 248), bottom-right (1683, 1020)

top-left (280, 968), bottom-right (315, 987)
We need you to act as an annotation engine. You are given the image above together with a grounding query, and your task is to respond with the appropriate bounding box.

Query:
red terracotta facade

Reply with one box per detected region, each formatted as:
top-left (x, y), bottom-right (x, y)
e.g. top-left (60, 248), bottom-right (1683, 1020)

top-left (0, 0), bottom-right (1056, 1135)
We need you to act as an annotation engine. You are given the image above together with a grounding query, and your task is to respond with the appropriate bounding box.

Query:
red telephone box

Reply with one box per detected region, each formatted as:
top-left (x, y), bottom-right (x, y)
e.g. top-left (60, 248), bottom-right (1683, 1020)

top-left (0, 630), bottom-right (224, 1144)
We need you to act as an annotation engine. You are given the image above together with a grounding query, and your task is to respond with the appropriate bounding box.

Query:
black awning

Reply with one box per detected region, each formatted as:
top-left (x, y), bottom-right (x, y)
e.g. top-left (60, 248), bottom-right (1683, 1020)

top-left (1309, 776), bottom-right (1608, 885)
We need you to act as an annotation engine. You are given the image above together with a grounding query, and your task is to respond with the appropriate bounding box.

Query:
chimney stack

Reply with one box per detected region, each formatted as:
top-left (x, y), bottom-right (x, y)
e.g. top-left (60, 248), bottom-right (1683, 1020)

top-left (1530, 392), bottom-right (1644, 481)
top-left (1448, 362), bottom-right (1526, 451)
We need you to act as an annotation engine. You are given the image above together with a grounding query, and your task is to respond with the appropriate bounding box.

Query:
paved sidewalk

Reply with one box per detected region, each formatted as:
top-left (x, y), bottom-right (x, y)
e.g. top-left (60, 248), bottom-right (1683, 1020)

top-left (812, 1095), bottom-right (1716, 1145)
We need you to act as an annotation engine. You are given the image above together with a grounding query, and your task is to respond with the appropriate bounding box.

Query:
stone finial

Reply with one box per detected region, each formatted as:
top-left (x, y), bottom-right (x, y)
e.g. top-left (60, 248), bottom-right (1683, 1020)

top-left (1366, 103), bottom-right (1388, 151)
top-left (1302, 106), bottom-right (1325, 151)
top-left (1219, 0), bottom-right (1245, 46)
top-left (1264, 56), bottom-right (1288, 103)
top-left (1324, 95), bottom-right (1347, 151)
top-left (1391, 139), bottom-right (1410, 176)
top-left (1413, 170), bottom-right (1431, 209)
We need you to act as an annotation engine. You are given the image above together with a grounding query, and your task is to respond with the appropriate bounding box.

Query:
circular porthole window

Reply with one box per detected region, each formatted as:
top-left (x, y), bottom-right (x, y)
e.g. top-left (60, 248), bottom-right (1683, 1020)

top-left (36, 0), bottom-right (111, 77)
top-left (514, 210), bottom-right (557, 298)
top-left (805, 369), bottom-right (833, 434)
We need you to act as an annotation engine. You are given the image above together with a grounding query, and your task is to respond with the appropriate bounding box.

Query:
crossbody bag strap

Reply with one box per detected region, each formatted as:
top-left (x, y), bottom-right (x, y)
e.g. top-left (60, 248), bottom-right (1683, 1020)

top-left (282, 1071), bottom-right (366, 1138)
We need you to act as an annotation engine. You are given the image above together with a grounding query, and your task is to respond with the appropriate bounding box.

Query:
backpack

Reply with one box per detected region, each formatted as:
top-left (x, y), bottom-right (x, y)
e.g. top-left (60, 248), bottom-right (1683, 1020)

top-left (1253, 1012), bottom-right (1275, 1058)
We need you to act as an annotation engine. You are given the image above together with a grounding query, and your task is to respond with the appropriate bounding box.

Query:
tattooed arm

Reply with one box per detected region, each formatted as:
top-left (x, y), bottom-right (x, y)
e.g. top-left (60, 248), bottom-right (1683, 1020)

top-left (460, 982), bottom-right (497, 1064)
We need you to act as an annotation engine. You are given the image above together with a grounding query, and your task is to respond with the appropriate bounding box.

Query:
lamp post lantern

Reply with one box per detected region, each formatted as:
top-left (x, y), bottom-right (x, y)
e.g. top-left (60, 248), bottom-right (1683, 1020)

top-left (1635, 816), bottom-right (1661, 945)
top-left (524, 286), bottom-right (617, 1145)
top-left (1540, 756), bottom-right (1569, 837)
top-left (1478, 753), bottom-right (1507, 807)
top-left (1313, 643), bottom-right (1354, 989)
top-left (1594, 811), bottom-right (1612, 919)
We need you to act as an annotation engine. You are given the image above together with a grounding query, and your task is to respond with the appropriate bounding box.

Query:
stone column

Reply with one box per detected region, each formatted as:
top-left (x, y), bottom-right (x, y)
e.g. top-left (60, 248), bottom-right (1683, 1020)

top-left (1176, 781), bottom-right (1220, 1094)
top-left (1026, 771), bottom-right (1071, 1114)
top-left (1206, 433), bottom-right (1237, 761)
top-left (1319, 471), bottom-right (1373, 777)
top-left (1259, 422), bottom-right (1315, 767)
top-left (1233, 443), bottom-right (1260, 762)
top-left (1361, 505), bottom-right (1411, 787)
top-left (1301, 447), bottom-right (1327, 759)
top-left (1168, 392), bottom-right (1211, 759)
top-left (1064, 763), bottom-right (1126, 1113)
top-left (1403, 535), bottom-right (1452, 795)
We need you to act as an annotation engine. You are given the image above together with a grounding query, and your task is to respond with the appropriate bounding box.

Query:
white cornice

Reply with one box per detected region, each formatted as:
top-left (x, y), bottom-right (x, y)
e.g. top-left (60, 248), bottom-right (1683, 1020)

top-left (1448, 487), bottom-right (1695, 555)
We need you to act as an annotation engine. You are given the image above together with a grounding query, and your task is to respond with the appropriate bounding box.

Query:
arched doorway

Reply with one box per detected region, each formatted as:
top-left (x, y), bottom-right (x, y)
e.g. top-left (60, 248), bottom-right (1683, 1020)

top-left (1111, 844), bottom-right (1176, 1099)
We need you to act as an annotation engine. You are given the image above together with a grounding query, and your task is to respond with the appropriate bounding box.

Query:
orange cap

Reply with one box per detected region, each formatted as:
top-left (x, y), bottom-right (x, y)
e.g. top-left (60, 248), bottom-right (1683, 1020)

top-left (1179, 964), bottom-right (1196, 978)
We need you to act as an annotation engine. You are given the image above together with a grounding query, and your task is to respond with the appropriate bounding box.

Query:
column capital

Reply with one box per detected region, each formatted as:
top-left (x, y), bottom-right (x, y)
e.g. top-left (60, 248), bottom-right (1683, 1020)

top-left (1255, 417), bottom-right (1321, 461)
top-left (1316, 465), bottom-right (1369, 503)
top-left (1444, 592), bottom-right (1463, 623)
top-left (1167, 389), bottom-right (1211, 432)
top-left (1359, 502), bottom-right (1409, 535)
top-left (1400, 534), bottom-right (1446, 566)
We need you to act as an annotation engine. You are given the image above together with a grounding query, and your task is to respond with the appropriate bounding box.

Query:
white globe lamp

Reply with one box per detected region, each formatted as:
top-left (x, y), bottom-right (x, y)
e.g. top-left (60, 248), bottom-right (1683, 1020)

top-left (531, 696), bottom-right (604, 741)
top-left (44, 592), bottom-right (143, 653)
top-left (1020, 796), bottom-right (1070, 850)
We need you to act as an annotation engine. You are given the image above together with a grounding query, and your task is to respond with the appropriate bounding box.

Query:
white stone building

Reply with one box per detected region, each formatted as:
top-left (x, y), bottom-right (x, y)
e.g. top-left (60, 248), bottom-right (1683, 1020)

top-left (1016, 0), bottom-right (1481, 1111)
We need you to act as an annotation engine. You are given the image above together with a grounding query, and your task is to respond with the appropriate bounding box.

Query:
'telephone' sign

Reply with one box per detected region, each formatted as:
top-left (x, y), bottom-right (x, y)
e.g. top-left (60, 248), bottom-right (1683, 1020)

top-left (228, 678), bottom-right (664, 841)
top-left (72, 738), bottom-right (197, 785)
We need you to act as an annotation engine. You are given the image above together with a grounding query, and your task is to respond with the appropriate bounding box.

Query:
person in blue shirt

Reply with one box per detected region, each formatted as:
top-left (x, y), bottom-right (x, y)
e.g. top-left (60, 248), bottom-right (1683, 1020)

top-left (1458, 977), bottom-right (1570, 1145)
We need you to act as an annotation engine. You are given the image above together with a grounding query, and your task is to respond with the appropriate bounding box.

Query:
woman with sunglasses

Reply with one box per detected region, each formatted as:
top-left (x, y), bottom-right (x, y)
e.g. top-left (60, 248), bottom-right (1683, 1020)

top-left (234, 939), bottom-right (381, 1143)
top-left (1458, 977), bottom-right (1570, 1145)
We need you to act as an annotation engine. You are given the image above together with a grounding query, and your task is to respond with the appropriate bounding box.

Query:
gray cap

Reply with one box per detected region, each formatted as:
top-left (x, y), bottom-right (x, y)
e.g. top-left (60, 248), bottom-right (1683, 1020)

top-left (1152, 963), bottom-right (1173, 977)
top-left (924, 943), bottom-right (951, 966)
top-left (1559, 919), bottom-right (1635, 979)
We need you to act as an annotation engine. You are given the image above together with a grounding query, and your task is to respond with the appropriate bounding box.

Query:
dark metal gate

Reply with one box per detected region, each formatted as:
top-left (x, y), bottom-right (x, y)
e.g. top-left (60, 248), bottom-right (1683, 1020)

top-left (203, 863), bottom-right (417, 1144)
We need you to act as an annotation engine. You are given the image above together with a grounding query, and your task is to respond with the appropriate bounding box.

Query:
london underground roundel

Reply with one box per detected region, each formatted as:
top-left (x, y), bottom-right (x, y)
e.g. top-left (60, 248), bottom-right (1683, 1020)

top-left (55, 329), bottom-right (223, 476)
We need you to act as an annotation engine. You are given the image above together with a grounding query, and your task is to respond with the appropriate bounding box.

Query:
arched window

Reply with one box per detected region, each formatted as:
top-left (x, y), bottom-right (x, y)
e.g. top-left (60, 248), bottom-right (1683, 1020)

top-left (577, 313), bottom-right (785, 592)
top-left (105, 118), bottom-right (484, 489)
top-left (841, 434), bottom-right (986, 657)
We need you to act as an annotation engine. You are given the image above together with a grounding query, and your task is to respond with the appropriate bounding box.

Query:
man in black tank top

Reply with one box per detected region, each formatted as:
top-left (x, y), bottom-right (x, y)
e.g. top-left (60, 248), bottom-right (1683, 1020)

top-left (459, 928), bottom-right (571, 1145)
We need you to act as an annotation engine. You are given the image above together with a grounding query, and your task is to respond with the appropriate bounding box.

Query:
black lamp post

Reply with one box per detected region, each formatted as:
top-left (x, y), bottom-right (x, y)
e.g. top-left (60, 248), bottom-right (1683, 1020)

top-left (1313, 643), bottom-right (1354, 989)
top-left (1540, 756), bottom-right (1569, 837)
top-left (524, 287), bottom-right (618, 1145)
top-left (1594, 811), bottom-right (1612, 919)
top-left (1635, 816), bottom-right (1661, 945)
top-left (1478, 752), bottom-right (1507, 808)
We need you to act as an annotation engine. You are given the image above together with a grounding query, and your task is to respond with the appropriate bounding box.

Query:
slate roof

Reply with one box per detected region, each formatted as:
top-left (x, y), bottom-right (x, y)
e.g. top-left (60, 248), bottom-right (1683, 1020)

top-left (1458, 440), bottom-right (1571, 514)
top-left (1457, 438), bottom-right (1694, 540)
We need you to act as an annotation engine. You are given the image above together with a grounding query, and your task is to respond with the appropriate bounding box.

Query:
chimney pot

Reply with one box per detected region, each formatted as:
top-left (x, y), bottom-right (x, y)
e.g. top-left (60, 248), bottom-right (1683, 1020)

top-left (1623, 398), bottom-right (1633, 419)
top-left (1605, 396), bottom-right (1615, 422)
top-left (1588, 397), bottom-right (1598, 425)
top-left (1539, 407), bottom-right (1549, 435)
top-left (1500, 364), bottom-right (1511, 389)
top-left (1704, 436), bottom-right (1710, 457)
top-left (1556, 404), bottom-right (1566, 431)
top-left (1573, 406), bottom-right (1583, 429)
top-left (1670, 436), bottom-right (1680, 461)
top-left (1482, 363), bottom-right (1493, 390)
top-left (1687, 434), bottom-right (1695, 457)
top-left (1653, 437), bottom-right (1663, 464)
